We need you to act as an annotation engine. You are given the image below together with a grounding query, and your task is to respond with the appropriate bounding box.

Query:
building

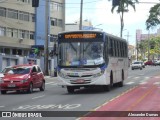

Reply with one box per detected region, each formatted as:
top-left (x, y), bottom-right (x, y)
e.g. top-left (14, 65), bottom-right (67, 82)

top-left (136, 28), bottom-right (160, 43)
top-left (0, 0), bottom-right (65, 57)
top-left (65, 19), bottom-right (94, 31)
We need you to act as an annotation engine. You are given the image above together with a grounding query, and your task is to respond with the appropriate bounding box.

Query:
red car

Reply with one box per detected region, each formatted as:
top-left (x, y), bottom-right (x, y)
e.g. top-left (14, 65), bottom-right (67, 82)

top-left (0, 64), bottom-right (45, 94)
top-left (144, 61), bottom-right (153, 65)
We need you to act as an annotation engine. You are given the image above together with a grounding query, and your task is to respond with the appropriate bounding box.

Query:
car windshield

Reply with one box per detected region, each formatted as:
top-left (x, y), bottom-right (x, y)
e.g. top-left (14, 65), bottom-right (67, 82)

top-left (58, 42), bottom-right (105, 67)
top-left (7, 67), bottom-right (31, 75)
top-left (133, 62), bottom-right (141, 64)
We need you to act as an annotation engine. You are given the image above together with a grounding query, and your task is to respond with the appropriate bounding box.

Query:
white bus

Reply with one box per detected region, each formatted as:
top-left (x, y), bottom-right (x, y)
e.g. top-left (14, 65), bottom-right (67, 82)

top-left (57, 30), bottom-right (128, 93)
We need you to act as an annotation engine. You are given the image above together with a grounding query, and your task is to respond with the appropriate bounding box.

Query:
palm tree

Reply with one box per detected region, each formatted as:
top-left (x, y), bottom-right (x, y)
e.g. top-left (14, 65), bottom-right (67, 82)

top-left (146, 3), bottom-right (160, 30)
top-left (111, 0), bottom-right (139, 37)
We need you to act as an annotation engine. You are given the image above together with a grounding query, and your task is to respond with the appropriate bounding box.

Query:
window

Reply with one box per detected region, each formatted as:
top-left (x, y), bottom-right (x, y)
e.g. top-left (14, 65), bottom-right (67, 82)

top-left (17, 0), bottom-right (31, 3)
top-left (30, 31), bottom-right (35, 40)
top-left (31, 14), bottom-right (35, 22)
top-left (50, 2), bottom-right (63, 11)
top-left (32, 66), bottom-right (37, 73)
top-left (19, 11), bottom-right (29, 21)
top-left (57, 19), bottom-right (63, 27)
top-left (0, 7), bottom-right (6, 17)
top-left (0, 27), bottom-right (6, 36)
top-left (51, 18), bottom-right (57, 26)
top-left (8, 9), bottom-right (18, 19)
top-left (37, 66), bottom-right (42, 73)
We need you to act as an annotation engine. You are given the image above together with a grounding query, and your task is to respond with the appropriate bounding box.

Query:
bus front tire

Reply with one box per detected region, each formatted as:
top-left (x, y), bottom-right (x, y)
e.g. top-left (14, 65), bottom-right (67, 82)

top-left (67, 86), bottom-right (74, 93)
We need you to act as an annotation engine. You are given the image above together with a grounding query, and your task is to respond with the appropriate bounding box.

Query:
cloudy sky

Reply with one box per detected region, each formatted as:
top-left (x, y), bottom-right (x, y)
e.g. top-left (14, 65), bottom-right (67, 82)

top-left (65, 0), bottom-right (160, 45)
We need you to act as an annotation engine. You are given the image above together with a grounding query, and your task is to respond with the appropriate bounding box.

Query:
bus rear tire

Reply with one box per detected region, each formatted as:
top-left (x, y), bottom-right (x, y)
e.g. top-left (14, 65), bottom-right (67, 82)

top-left (67, 86), bottom-right (74, 93)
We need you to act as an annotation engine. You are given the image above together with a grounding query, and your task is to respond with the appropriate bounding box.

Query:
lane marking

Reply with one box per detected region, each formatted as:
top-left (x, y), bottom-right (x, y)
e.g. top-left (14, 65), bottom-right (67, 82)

top-left (134, 77), bottom-right (139, 79)
top-left (125, 82), bottom-right (134, 85)
top-left (153, 82), bottom-right (160, 85)
top-left (139, 82), bottom-right (147, 85)
top-left (45, 82), bottom-right (55, 85)
top-left (32, 95), bottom-right (45, 100)
top-left (0, 106), bottom-right (5, 108)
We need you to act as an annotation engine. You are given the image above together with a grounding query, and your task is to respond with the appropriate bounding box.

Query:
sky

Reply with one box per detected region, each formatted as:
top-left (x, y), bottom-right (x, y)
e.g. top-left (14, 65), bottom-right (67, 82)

top-left (65, 0), bottom-right (160, 46)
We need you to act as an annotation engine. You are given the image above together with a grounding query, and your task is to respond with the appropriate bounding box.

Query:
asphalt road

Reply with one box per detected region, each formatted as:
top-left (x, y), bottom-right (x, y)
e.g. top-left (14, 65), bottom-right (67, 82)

top-left (0, 66), bottom-right (160, 120)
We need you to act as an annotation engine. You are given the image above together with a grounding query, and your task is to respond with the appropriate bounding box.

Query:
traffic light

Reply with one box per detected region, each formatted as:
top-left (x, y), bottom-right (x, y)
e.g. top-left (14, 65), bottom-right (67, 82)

top-left (112, 0), bottom-right (120, 6)
top-left (32, 0), bottom-right (39, 7)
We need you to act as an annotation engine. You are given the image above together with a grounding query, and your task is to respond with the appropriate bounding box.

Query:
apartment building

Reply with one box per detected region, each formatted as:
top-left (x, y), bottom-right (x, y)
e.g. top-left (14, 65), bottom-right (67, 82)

top-left (136, 28), bottom-right (160, 43)
top-left (0, 0), bottom-right (65, 56)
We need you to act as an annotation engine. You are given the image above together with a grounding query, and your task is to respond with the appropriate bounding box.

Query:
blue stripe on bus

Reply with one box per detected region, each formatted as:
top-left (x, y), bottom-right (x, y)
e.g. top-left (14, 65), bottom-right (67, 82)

top-left (100, 64), bottom-right (107, 70)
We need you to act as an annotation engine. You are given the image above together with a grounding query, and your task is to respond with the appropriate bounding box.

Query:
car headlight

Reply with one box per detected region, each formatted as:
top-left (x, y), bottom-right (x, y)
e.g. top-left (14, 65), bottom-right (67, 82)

top-left (21, 78), bottom-right (29, 83)
top-left (0, 78), bottom-right (4, 83)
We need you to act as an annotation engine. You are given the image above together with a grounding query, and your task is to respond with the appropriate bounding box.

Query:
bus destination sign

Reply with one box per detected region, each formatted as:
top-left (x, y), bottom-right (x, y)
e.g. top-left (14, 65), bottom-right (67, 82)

top-left (64, 33), bottom-right (97, 39)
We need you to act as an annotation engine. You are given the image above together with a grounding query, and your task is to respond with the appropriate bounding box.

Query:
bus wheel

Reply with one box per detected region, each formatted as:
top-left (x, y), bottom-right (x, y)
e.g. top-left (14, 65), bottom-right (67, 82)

top-left (118, 70), bottom-right (124, 87)
top-left (67, 86), bottom-right (74, 93)
top-left (105, 72), bottom-right (113, 91)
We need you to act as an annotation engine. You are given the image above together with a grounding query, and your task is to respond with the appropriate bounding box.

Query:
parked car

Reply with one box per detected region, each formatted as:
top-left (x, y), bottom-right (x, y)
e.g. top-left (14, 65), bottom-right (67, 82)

top-left (0, 64), bottom-right (45, 94)
top-left (153, 60), bottom-right (160, 66)
top-left (131, 61), bottom-right (143, 70)
top-left (144, 60), bottom-right (153, 66)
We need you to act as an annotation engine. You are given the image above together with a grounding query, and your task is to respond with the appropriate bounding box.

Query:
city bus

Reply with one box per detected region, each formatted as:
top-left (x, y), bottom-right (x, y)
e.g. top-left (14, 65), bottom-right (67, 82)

top-left (57, 30), bottom-right (128, 93)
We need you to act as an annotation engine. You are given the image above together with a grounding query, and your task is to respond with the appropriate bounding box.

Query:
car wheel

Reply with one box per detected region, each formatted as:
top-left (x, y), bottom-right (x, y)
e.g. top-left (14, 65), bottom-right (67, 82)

top-left (27, 83), bottom-right (33, 93)
top-left (140, 67), bottom-right (142, 70)
top-left (1, 90), bottom-right (6, 94)
top-left (40, 81), bottom-right (45, 91)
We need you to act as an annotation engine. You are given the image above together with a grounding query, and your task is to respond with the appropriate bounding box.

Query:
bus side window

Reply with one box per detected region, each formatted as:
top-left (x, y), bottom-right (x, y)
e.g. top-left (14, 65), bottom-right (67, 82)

top-left (109, 38), bottom-right (113, 56)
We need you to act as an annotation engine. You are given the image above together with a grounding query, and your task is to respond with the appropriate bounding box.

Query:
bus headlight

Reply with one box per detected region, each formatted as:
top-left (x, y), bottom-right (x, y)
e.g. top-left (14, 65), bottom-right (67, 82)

top-left (93, 70), bottom-right (105, 77)
top-left (58, 72), bottom-right (68, 78)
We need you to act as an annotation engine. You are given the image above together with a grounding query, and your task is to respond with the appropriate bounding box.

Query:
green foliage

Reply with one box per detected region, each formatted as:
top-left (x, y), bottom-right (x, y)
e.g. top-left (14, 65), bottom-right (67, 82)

top-left (138, 36), bottom-right (160, 58)
top-left (146, 3), bottom-right (160, 30)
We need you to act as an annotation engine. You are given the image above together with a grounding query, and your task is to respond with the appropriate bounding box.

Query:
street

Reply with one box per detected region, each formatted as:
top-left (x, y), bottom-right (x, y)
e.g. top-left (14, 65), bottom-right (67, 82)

top-left (0, 66), bottom-right (160, 120)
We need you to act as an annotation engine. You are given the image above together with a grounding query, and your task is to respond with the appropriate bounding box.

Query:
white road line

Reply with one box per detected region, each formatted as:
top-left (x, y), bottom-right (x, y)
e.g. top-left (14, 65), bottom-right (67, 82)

top-left (134, 77), bottom-right (139, 79)
top-left (45, 82), bottom-right (55, 85)
top-left (154, 76), bottom-right (160, 79)
top-left (139, 82), bottom-right (147, 85)
top-left (153, 82), bottom-right (160, 85)
top-left (0, 106), bottom-right (5, 108)
top-left (125, 82), bottom-right (134, 85)
top-left (32, 95), bottom-right (45, 100)
top-left (49, 83), bottom-right (57, 85)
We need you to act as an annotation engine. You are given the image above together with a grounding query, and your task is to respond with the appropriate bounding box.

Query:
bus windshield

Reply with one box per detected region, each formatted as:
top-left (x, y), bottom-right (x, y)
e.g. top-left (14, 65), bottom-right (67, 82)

top-left (58, 42), bottom-right (105, 67)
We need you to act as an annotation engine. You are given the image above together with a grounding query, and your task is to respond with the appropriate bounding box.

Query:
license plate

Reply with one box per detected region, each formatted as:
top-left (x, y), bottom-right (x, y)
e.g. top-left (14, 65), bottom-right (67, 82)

top-left (76, 79), bottom-right (85, 83)
top-left (8, 84), bottom-right (16, 87)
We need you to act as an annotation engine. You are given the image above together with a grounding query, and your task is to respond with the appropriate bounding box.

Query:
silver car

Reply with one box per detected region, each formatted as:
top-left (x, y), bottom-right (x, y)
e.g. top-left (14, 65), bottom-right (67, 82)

top-left (131, 61), bottom-right (143, 70)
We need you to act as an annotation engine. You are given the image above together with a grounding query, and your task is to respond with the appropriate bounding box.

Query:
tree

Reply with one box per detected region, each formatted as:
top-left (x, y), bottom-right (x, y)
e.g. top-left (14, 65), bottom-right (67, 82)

top-left (146, 3), bottom-right (160, 30)
top-left (111, 0), bottom-right (139, 37)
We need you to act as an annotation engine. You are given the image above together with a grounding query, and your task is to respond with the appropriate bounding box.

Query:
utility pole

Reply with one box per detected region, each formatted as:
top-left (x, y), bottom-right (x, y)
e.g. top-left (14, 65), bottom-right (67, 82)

top-left (136, 33), bottom-right (139, 61)
top-left (44, 0), bottom-right (49, 75)
top-left (125, 31), bottom-right (131, 44)
top-left (79, 0), bottom-right (83, 30)
top-left (148, 30), bottom-right (150, 61)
